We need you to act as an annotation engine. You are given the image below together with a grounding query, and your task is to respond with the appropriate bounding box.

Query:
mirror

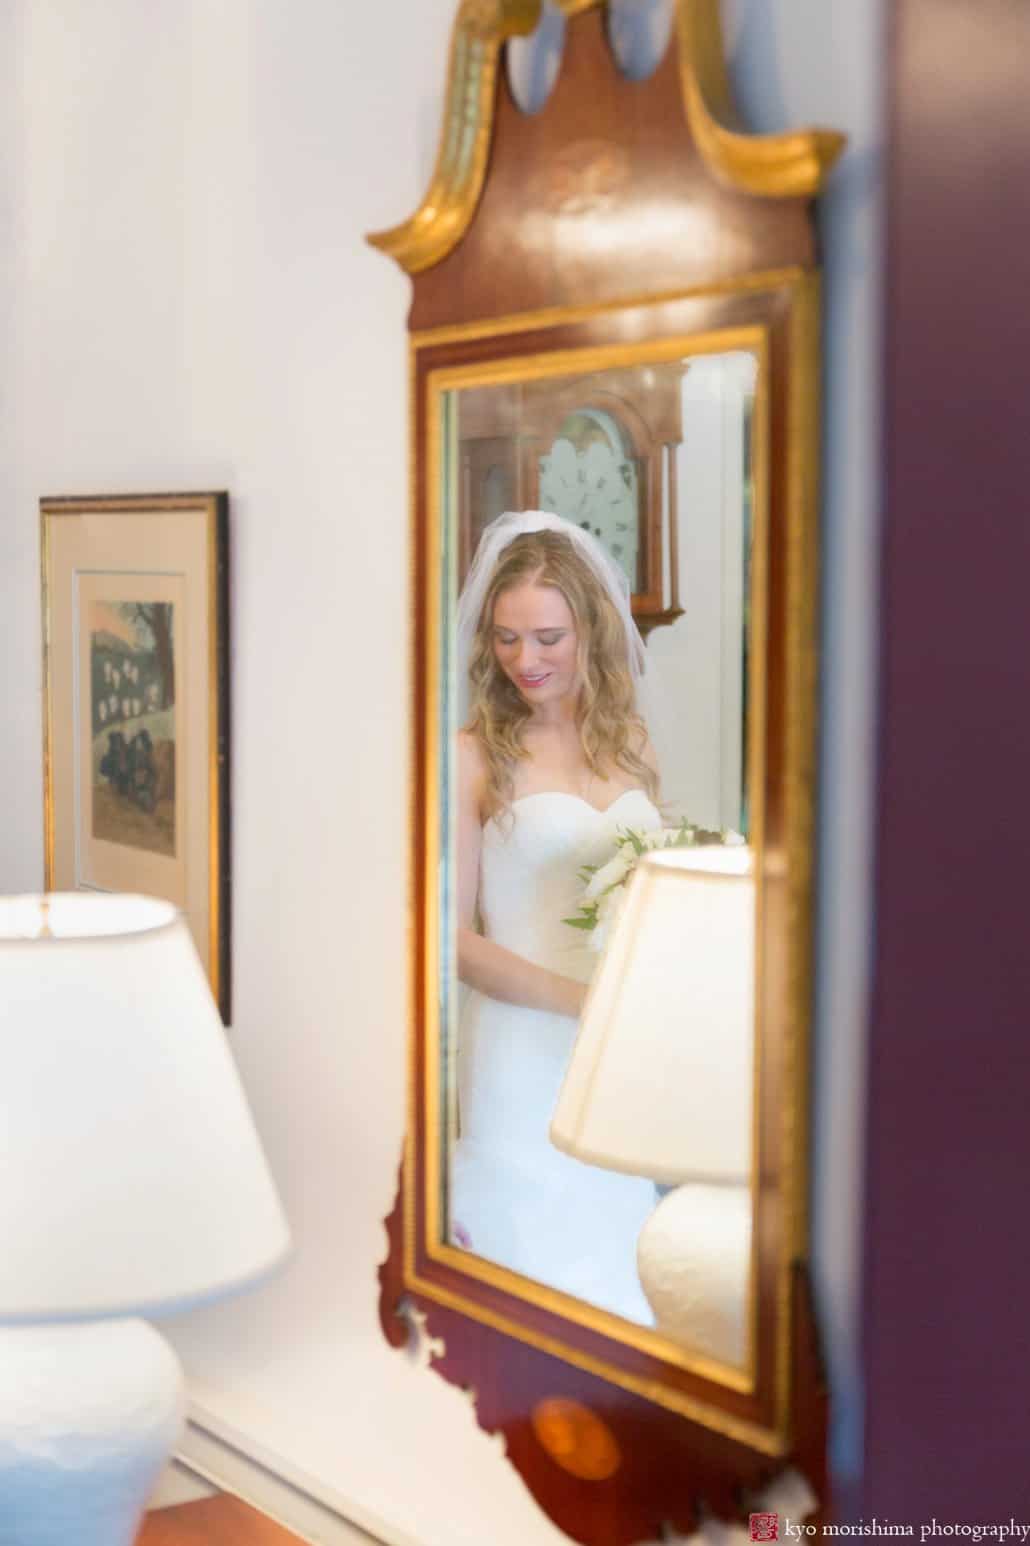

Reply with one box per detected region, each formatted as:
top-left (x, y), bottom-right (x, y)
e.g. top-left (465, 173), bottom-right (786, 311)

top-left (431, 340), bottom-right (763, 1374)
top-left (369, 0), bottom-right (843, 1517)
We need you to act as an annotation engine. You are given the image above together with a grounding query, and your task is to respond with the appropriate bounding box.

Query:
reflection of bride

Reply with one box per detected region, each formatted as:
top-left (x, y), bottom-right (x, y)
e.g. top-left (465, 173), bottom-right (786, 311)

top-left (449, 510), bottom-right (660, 1325)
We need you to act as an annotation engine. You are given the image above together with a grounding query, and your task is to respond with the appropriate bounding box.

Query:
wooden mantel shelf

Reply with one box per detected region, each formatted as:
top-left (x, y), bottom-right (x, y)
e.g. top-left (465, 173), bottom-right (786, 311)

top-left (137, 1495), bottom-right (311, 1545)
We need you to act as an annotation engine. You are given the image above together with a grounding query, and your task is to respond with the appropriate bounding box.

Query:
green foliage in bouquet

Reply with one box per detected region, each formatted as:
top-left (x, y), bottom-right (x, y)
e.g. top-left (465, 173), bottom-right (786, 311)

top-left (563, 818), bottom-right (737, 950)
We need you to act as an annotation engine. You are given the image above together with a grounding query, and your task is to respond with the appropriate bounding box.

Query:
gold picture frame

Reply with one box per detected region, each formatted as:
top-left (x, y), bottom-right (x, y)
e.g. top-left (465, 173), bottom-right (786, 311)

top-left (41, 492), bottom-right (231, 1021)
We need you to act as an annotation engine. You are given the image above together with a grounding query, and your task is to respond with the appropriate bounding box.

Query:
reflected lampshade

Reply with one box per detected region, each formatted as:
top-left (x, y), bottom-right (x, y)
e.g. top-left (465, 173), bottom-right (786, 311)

top-left (550, 846), bottom-right (754, 1186)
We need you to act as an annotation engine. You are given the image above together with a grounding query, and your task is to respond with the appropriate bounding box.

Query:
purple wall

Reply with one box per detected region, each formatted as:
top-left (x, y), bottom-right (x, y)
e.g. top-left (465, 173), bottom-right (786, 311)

top-left (862, 0), bottom-right (1030, 1515)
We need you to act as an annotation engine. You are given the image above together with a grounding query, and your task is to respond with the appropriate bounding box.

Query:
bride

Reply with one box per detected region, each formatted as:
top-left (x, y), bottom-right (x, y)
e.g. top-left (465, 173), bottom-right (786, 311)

top-left (449, 510), bottom-right (662, 1326)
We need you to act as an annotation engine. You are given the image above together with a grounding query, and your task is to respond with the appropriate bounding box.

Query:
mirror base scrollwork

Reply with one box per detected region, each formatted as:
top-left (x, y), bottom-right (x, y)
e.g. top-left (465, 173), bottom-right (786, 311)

top-left (379, 1179), bottom-right (828, 1543)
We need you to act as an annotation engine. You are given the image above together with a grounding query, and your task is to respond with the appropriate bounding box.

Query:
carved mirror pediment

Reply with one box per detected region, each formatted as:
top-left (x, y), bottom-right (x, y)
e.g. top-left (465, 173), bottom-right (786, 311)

top-left (368, 3), bottom-right (844, 1539)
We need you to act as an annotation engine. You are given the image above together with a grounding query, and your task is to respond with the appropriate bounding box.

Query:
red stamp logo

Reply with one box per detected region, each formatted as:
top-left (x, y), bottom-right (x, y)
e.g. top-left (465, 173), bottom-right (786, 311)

top-left (750, 1516), bottom-right (779, 1542)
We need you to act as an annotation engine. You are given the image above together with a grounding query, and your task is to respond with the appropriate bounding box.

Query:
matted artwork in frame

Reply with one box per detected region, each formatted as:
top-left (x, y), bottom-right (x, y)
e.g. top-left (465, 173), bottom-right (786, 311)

top-left (41, 492), bottom-right (231, 1021)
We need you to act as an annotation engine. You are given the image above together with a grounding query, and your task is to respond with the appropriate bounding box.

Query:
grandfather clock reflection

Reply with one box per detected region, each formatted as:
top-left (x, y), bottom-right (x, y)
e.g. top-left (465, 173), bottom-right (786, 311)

top-left (456, 364), bottom-right (688, 635)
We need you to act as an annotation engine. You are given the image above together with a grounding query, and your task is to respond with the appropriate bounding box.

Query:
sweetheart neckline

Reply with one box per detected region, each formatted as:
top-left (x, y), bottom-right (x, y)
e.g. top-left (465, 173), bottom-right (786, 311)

top-left (505, 788), bottom-right (654, 819)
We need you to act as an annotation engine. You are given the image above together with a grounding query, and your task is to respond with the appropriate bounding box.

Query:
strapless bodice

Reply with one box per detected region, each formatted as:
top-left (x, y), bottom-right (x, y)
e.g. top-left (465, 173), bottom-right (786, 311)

top-left (456, 786), bottom-right (662, 1325)
top-left (479, 788), bottom-right (661, 977)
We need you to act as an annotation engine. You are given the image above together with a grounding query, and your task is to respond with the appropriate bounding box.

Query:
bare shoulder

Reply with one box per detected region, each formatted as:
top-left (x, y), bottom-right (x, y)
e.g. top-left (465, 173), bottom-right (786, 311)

top-left (457, 729), bottom-right (488, 800)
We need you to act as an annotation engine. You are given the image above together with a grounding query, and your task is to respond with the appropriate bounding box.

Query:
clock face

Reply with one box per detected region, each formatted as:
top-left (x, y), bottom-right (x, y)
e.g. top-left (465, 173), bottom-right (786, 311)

top-left (538, 411), bottom-right (640, 591)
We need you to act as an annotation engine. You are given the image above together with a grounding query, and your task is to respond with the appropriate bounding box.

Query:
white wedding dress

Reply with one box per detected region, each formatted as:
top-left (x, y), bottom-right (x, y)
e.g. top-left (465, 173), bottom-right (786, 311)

top-left (450, 788), bottom-right (661, 1326)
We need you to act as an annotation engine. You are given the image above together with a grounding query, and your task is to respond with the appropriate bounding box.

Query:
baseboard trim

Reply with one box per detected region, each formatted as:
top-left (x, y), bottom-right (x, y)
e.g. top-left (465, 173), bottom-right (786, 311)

top-left (148, 1458), bottom-right (219, 1510)
top-left (176, 1404), bottom-right (405, 1546)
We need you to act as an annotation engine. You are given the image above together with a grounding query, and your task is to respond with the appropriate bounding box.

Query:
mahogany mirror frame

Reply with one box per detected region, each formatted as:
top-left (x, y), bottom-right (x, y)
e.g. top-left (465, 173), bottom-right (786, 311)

top-left (368, 4), bottom-right (844, 1539)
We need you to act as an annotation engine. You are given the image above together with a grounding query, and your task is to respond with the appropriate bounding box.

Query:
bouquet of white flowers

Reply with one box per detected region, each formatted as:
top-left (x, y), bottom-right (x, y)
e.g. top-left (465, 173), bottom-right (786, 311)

top-left (564, 820), bottom-right (745, 953)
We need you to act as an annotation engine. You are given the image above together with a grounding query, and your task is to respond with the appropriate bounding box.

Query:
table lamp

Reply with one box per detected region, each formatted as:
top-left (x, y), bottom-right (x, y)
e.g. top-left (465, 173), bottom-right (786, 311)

top-left (550, 846), bottom-right (754, 1365)
top-left (0, 893), bottom-right (291, 1546)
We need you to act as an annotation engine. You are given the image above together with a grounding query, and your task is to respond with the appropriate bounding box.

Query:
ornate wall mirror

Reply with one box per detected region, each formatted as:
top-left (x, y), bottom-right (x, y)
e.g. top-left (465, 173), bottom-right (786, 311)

top-left (369, 3), bottom-right (844, 1539)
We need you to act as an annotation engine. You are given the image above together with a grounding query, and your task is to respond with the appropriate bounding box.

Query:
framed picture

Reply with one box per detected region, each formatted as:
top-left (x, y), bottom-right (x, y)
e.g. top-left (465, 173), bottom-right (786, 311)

top-left (41, 492), bottom-right (231, 1021)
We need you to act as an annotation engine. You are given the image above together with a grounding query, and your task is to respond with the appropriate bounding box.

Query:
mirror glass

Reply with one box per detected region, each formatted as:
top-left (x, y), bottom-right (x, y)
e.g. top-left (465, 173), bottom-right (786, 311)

top-left (434, 346), bottom-right (760, 1372)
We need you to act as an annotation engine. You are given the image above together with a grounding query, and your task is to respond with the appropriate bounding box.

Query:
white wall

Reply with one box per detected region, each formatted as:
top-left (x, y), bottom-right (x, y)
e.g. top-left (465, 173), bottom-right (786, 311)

top-left (648, 351), bottom-right (756, 834)
top-left (0, 0), bottom-right (881, 1538)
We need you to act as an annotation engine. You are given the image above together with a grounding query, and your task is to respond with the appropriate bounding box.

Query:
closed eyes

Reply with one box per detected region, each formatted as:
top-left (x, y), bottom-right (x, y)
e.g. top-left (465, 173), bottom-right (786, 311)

top-left (494, 629), bottom-right (567, 646)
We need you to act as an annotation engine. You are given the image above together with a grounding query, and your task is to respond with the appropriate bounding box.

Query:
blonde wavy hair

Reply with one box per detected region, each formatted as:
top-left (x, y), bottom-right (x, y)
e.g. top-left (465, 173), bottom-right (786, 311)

top-left (465, 530), bottom-right (658, 819)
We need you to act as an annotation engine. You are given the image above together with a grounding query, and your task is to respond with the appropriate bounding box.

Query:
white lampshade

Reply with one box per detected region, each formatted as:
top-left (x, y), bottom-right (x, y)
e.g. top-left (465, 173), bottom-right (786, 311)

top-left (550, 847), bottom-right (754, 1186)
top-left (0, 893), bottom-right (291, 1322)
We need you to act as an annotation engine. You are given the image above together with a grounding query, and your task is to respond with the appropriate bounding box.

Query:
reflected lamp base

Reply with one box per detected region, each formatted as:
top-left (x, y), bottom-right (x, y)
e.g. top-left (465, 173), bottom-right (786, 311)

top-left (636, 1183), bottom-right (752, 1367)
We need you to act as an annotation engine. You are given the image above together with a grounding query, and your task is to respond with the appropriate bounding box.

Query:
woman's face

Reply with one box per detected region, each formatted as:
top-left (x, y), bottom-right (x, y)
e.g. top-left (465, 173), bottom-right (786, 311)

top-left (491, 581), bottom-right (579, 708)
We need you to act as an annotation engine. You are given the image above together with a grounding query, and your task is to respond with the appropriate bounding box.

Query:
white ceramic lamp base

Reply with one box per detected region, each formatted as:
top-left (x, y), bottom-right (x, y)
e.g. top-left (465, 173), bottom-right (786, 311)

top-left (637, 1184), bottom-right (753, 1367)
top-left (0, 1319), bottom-right (184, 1546)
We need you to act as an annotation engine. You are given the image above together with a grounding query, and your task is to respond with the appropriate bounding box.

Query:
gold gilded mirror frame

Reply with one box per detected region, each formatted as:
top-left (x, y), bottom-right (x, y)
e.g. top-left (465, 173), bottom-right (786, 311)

top-left (369, 3), bottom-right (843, 1538)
